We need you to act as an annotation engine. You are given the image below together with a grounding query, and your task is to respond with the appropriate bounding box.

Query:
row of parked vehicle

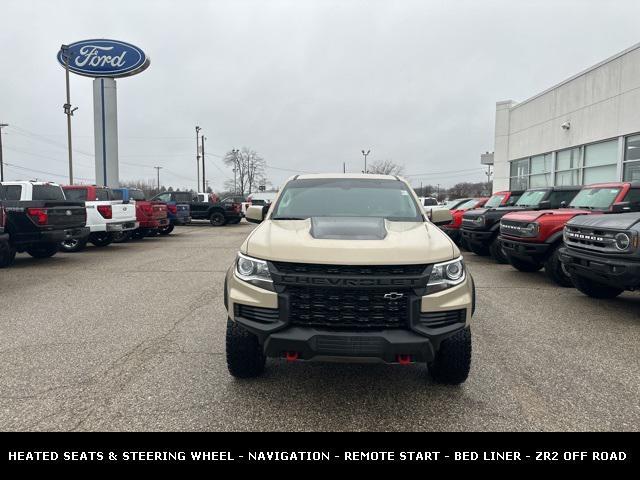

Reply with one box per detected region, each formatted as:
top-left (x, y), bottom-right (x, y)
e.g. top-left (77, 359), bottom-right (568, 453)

top-left (437, 181), bottom-right (639, 299)
top-left (0, 181), bottom-right (246, 268)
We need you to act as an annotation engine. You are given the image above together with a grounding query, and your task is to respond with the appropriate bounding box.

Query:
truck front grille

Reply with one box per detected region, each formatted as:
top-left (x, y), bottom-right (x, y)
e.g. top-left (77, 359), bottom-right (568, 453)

top-left (500, 220), bottom-right (531, 237)
top-left (564, 226), bottom-right (618, 253)
top-left (287, 286), bottom-right (410, 329)
top-left (271, 261), bottom-right (427, 277)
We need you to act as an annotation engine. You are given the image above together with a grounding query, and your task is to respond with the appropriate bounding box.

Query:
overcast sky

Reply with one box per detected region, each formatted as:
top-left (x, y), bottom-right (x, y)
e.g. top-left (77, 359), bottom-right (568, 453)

top-left (1, 0), bottom-right (639, 191)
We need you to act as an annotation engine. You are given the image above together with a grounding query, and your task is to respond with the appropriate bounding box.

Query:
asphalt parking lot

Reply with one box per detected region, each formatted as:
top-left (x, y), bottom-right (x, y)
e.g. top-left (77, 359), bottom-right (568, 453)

top-left (0, 223), bottom-right (638, 432)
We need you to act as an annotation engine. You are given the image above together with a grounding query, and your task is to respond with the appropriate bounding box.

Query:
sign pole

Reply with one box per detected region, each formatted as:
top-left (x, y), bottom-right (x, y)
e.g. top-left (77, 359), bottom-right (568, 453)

top-left (61, 45), bottom-right (77, 185)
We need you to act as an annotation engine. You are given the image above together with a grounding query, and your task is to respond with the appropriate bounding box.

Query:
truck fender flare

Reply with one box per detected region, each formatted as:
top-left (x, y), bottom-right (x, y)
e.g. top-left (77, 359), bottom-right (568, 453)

top-left (545, 231), bottom-right (564, 245)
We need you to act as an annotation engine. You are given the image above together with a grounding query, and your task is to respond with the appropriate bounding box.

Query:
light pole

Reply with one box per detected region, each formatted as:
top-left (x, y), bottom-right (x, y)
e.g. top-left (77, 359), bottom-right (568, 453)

top-left (231, 148), bottom-right (239, 194)
top-left (195, 126), bottom-right (202, 191)
top-left (61, 45), bottom-right (77, 184)
top-left (201, 135), bottom-right (206, 193)
top-left (0, 123), bottom-right (8, 182)
top-left (361, 149), bottom-right (370, 173)
top-left (154, 166), bottom-right (162, 192)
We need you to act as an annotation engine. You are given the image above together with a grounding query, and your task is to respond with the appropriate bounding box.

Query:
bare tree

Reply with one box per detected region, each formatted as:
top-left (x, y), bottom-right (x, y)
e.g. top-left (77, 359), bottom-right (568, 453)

top-left (223, 147), bottom-right (267, 196)
top-left (367, 159), bottom-right (405, 176)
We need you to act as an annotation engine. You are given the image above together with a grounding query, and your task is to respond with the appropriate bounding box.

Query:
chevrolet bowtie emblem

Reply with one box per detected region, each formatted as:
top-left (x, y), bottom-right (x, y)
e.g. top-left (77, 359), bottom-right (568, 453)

top-left (383, 292), bottom-right (404, 301)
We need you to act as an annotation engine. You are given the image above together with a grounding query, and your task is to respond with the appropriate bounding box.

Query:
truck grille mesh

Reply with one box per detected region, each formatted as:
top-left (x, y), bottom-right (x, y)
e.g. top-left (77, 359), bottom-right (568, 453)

top-left (287, 287), bottom-right (410, 329)
top-left (271, 262), bottom-right (427, 277)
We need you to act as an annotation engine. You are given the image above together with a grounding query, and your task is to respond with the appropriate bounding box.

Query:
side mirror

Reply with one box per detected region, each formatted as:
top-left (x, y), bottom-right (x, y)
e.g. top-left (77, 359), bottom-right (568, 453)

top-left (538, 200), bottom-right (551, 209)
top-left (611, 202), bottom-right (631, 213)
top-left (246, 205), bottom-right (265, 224)
top-left (429, 208), bottom-right (453, 226)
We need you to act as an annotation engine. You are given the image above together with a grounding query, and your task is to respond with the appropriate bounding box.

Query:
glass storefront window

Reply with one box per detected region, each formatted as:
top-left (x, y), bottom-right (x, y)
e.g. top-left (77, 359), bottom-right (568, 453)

top-left (555, 169), bottom-right (580, 186)
top-left (584, 140), bottom-right (617, 167)
top-left (625, 135), bottom-right (640, 161)
top-left (623, 161), bottom-right (640, 181)
top-left (529, 173), bottom-right (551, 187)
top-left (556, 147), bottom-right (581, 171)
top-left (583, 164), bottom-right (617, 184)
top-left (530, 154), bottom-right (551, 174)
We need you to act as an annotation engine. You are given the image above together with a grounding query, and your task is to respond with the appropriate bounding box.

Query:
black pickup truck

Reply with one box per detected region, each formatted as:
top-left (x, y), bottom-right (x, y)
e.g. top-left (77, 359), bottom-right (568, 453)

top-left (0, 181), bottom-right (89, 267)
top-left (151, 191), bottom-right (242, 226)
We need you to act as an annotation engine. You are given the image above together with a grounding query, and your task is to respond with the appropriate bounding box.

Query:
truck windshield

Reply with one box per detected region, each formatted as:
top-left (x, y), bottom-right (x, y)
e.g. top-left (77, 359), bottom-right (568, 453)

top-left (515, 190), bottom-right (546, 207)
top-left (485, 194), bottom-right (506, 208)
top-left (569, 187), bottom-right (621, 210)
top-left (456, 199), bottom-right (479, 210)
top-left (271, 178), bottom-right (422, 221)
top-left (33, 185), bottom-right (65, 201)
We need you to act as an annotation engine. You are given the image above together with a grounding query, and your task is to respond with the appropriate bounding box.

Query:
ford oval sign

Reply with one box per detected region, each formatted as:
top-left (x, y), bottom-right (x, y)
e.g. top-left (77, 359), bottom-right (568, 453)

top-left (57, 39), bottom-right (150, 78)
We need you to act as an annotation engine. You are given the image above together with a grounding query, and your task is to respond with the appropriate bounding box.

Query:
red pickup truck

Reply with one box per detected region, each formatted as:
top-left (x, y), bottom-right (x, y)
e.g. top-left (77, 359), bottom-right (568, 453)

top-left (440, 197), bottom-right (489, 245)
top-left (111, 188), bottom-right (169, 241)
top-left (499, 182), bottom-right (640, 286)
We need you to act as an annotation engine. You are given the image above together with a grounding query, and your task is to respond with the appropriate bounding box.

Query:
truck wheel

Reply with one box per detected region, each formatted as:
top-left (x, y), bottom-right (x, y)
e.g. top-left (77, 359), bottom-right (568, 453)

top-left (543, 245), bottom-right (573, 287)
top-left (489, 236), bottom-right (508, 264)
top-left (112, 231), bottom-right (131, 243)
top-left (226, 319), bottom-right (266, 378)
top-left (570, 274), bottom-right (624, 299)
top-left (60, 238), bottom-right (87, 253)
top-left (26, 243), bottom-right (59, 259)
top-left (429, 327), bottom-right (472, 385)
top-left (0, 244), bottom-right (16, 268)
top-left (210, 212), bottom-right (227, 227)
top-left (89, 232), bottom-right (113, 247)
top-left (158, 224), bottom-right (174, 235)
top-left (468, 243), bottom-right (489, 256)
top-left (507, 255), bottom-right (543, 272)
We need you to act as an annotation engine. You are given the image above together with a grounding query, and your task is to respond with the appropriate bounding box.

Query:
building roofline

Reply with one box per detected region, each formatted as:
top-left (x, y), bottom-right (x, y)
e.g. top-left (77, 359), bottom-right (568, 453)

top-left (510, 41), bottom-right (640, 110)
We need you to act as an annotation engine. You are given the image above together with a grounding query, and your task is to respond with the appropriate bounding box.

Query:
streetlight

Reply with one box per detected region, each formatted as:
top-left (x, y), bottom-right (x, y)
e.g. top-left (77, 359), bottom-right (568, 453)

top-left (60, 44), bottom-right (78, 184)
top-left (231, 148), bottom-right (239, 194)
top-left (361, 149), bottom-right (370, 173)
top-left (0, 123), bottom-right (8, 182)
top-left (195, 126), bottom-right (201, 191)
top-left (154, 166), bottom-right (162, 191)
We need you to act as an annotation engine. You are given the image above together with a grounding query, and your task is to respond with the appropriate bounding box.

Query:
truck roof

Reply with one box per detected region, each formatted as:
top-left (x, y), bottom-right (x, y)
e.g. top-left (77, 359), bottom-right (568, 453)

top-left (293, 173), bottom-right (400, 181)
top-left (1, 180), bottom-right (61, 186)
top-left (583, 181), bottom-right (640, 188)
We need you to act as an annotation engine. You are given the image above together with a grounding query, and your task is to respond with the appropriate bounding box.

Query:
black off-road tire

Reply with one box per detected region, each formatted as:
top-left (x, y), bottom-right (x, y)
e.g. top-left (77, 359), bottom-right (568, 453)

top-left (158, 224), bottom-right (174, 235)
top-left (570, 274), bottom-right (624, 299)
top-left (89, 232), bottom-right (113, 247)
top-left (26, 243), bottom-right (59, 259)
top-left (544, 245), bottom-right (573, 287)
top-left (507, 255), bottom-right (544, 272)
top-left (226, 319), bottom-right (266, 378)
top-left (429, 327), bottom-right (472, 385)
top-left (468, 242), bottom-right (489, 256)
top-left (489, 236), bottom-right (508, 264)
top-left (210, 211), bottom-right (227, 227)
top-left (60, 238), bottom-right (87, 253)
top-left (0, 244), bottom-right (16, 268)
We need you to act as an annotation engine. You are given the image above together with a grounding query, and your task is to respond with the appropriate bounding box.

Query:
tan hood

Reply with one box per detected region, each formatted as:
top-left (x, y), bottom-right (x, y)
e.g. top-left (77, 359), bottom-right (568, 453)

top-left (242, 219), bottom-right (457, 265)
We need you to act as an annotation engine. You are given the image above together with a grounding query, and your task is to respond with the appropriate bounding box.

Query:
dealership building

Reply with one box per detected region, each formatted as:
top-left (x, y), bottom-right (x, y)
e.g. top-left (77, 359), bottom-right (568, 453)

top-left (491, 42), bottom-right (640, 193)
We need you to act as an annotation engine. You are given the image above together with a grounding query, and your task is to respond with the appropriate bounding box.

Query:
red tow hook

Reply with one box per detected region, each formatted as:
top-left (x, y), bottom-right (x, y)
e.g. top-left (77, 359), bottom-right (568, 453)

top-left (285, 352), bottom-right (299, 362)
top-left (397, 354), bottom-right (412, 365)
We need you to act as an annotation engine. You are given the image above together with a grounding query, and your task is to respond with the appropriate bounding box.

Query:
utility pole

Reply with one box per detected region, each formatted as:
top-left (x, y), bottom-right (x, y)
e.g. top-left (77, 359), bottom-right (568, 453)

top-left (361, 149), bottom-right (370, 173)
top-left (61, 45), bottom-right (78, 184)
top-left (0, 123), bottom-right (8, 182)
top-left (232, 148), bottom-right (239, 194)
top-left (343, 162), bottom-right (346, 173)
top-left (201, 135), bottom-right (206, 193)
top-left (195, 126), bottom-right (201, 191)
top-left (154, 166), bottom-right (162, 192)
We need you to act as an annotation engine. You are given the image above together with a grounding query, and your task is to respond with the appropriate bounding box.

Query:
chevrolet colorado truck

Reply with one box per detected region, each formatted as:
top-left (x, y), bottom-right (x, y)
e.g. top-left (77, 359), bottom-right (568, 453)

top-left (154, 190), bottom-right (250, 227)
top-left (60, 185), bottom-right (138, 252)
top-left (111, 188), bottom-right (169, 241)
top-left (224, 174), bottom-right (475, 385)
top-left (440, 197), bottom-right (488, 245)
top-left (461, 187), bottom-right (580, 263)
top-left (0, 181), bottom-right (88, 267)
top-left (499, 182), bottom-right (639, 287)
top-left (559, 211), bottom-right (640, 298)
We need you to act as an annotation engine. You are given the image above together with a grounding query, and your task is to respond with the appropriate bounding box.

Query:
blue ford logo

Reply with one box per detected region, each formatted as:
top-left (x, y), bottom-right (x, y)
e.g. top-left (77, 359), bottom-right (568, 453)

top-left (57, 39), bottom-right (150, 78)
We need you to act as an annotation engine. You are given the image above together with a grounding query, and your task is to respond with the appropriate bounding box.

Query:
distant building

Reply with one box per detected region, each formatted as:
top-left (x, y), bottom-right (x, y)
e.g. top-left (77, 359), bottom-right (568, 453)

top-left (491, 42), bottom-right (640, 193)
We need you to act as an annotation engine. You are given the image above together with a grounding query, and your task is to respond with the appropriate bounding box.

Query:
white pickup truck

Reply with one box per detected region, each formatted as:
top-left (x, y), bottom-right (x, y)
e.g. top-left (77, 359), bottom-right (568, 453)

top-left (60, 185), bottom-right (138, 252)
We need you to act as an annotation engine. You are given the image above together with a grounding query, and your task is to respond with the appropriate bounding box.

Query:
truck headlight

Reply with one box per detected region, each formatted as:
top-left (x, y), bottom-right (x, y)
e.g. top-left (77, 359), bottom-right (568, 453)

top-left (614, 232), bottom-right (631, 251)
top-left (235, 253), bottom-right (273, 290)
top-left (474, 216), bottom-right (485, 226)
top-left (522, 222), bottom-right (539, 237)
top-left (427, 257), bottom-right (466, 294)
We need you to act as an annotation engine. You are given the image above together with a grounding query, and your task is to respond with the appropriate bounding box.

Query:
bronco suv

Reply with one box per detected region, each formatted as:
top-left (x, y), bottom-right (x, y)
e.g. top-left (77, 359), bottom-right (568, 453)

top-left (559, 212), bottom-right (640, 298)
top-left (461, 187), bottom-right (580, 263)
top-left (499, 182), bottom-right (639, 287)
top-left (224, 174), bottom-right (476, 385)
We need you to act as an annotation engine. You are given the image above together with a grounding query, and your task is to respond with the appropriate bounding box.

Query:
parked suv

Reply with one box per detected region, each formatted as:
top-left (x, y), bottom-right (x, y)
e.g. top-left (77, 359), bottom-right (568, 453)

top-left (558, 212), bottom-right (640, 298)
top-left (440, 197), bottom-right (488, 245)
top-left (499, 182), bottom-right (639, 286)
top-left (224, 174), bottom-right (475, 385)
top-left (0, 181), bottom-right (88, 266)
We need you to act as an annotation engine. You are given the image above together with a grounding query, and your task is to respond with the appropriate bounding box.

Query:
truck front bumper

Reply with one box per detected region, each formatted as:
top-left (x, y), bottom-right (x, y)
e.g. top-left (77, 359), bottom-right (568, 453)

top-left (559, 247), bottom-right (640, 290)
top-left (225, 267), bottom-right (474, 363)
top-left (500, 236), bottom-right (551, 263)
top-left (460, 228), bottom-right (493, 247)
top-left (440, 226), bottom-right (461, 243)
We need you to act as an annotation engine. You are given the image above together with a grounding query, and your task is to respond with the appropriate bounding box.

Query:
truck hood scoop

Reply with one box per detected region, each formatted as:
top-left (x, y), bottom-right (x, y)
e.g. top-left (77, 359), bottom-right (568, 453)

top-left (309, 217), bottom-right (387, 240)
